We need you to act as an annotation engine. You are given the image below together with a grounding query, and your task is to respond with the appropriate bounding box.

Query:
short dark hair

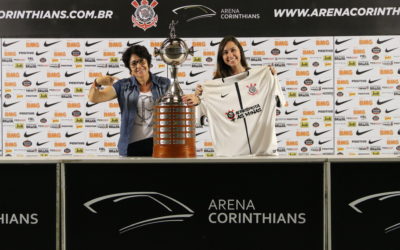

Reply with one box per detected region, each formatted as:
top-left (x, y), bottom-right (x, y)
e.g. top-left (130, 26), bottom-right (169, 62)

top-left (122, 45), bottom-right (152, 73)
top-left (214, 35), bottom-right (249, 79)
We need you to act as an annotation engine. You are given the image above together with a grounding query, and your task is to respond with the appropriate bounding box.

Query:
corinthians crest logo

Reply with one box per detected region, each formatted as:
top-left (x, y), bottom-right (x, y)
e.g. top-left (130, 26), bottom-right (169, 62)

top-left (225, 110), bottom-right (236, 121)
top-left (246, 83), bottom-right (258, 95)
top-left (131, 0), bottom-right (158, 31)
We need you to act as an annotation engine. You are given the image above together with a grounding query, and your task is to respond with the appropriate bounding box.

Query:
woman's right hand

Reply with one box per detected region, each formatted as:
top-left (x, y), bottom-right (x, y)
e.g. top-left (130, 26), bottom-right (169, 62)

top-left (195, 84), bottom-right (203, 96)
top-left (182, 94), bottom-right (201, 106)
top-left (95, 75), bottom-right (119, 86)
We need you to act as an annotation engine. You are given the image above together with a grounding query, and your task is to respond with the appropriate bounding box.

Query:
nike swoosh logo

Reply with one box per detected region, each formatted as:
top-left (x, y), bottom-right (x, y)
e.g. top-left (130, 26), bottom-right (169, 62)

top-left (318, 79), bottom-right (331, 84)
top-left (318, 140), bottom-right (331, 145)
top-left (285, 110), bottom-right (297, 115)
top-left (335, 99), bottom-right (352, 106)
top-left (106, 71), bottom-right (123, 76)
top-left (335, 109), bottom-right (348, 114)
top-left (251, 40), bottom-right (268, 46)
top-left (221, 93), bottom-right (229, 98)
top-left (2, 41), bottom-right (19, 47)
top-left (335, 48), bottom-right (347, 54)
top-left (276, 130), bottom-right (290, 136)
top-left (377, 38), bottom-right (393, 44)
top-left (65, 131), bottom-right (82, 138)
top-left (23, 71), bottom-right (40, 77)
top-left (386, 108), bottom-right (398, 113)
top-left (85, 51), bottom-right (98, 56)
top-left (86, 141), bottom-right (99, 146)
top-left (85, 40), bottom-right (102, 47)
top-left (24, 131), bottom-right (40, 138)
top-left (37, 141), bottom-right (49, 146)
top-left (65, 71), bottom-right (81, 77)
top-left (107, 132), bottom-right (120, 138)
top-left (293, 100), bottom-right (310, 106)
top-left (36, 111), bottom-right (49, 116)
top-left (385, 48), bottom-right (398, 53)
top-left (285, 49), bottom-right (297, 54)
top-left (153, 71), bottom-right (164, 75)
top-left (44, 41), bottom-right (60, 47)
top-left (210, 41), bottom-right (220, 46)
top-left (36, 81), bottom-right (48, 86)
top-left (314, 69), bottom-right (330, 76)
top-left (277, 70), bottom-right (289, 75)
top-left (335, 38), bottom-right (352, 45)
top-left (356, 129), bottom-right (373, 136)
top-left (377, 99), bottom-right (393, 105)
top-left (185, 80), bottom-right (198, 85)
top-left (44, 101), bottom-right (61, 108)
top-left (189, 70), bottom-right (206, 77)
top-left (127, 41), bottom-right (143, 46)
top-left (85, 111), bottom-right (98, 116)
top-left (85, 81), bottom-right (93, 86)
top-left (356, 68), bottom-right (373, 75)
top-left (368, 79), bottom-right (381, 84)
top-left (314, 130), bottom-right (331, 136)
top-left (368, 139), bottom-right (381, 144)
top-left (86, 102), bottom-right (99, 108)
top-left (293, 39), bottom-right (309, 46)
top-left (35, 51), bottom-right (48, 56)
top-left (195, 131), bottom-right (207, 137)
top-left (3, 101), bottom-right (20, 108)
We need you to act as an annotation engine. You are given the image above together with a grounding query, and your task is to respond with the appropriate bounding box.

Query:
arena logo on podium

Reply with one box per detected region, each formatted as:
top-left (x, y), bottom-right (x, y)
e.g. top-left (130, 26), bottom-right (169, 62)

top-left (131, 0), bottom-right (159, 31)
top-left (84, 192), bottom-right (194, 234)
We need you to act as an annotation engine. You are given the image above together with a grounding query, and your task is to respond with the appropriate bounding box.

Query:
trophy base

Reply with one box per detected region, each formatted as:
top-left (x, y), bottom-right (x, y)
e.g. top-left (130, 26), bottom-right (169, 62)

top-left (152, 104), bottom-right (196, 158)
top-left (153, 143), bottom-right (196, 158)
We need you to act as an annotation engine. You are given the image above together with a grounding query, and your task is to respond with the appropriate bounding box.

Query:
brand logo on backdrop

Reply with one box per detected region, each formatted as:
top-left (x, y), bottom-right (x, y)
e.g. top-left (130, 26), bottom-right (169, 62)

top-left (189, 70), bottom-right (206, 77)
top-left (335, 38), bottom-right (352, 45)
top-left (44, 41), bottom-right (60, 47)
top-left (376, 38), bottom-right (394, 44)
top-left (251, 39), bottom-right (268, 46)
top-left (284, 49), bottom-right (297, 54)
top-left (84, 192), bottom-right (194, 233)
top-left (3, 40), bottom-right (19, 47)
top-left (172, 5), bottom-right (216, 22)
top-left (293, 39), bottom-right (309, 46)
top-left (127, 40), bottom-right (143, 46)
top-left (349, 191), bottom-right (400, 233)
top-left (208, 199), bottom-right (306, 225)
top-left (131, 0), bottom-right (159, 31)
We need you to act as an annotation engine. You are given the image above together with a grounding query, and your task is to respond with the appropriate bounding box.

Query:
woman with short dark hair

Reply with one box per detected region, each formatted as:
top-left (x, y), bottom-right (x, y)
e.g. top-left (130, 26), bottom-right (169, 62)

top-left (88, 45), bottom-right (170, 156)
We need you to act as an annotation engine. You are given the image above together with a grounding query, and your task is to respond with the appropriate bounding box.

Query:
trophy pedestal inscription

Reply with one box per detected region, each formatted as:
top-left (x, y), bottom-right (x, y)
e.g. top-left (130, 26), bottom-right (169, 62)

top-left (152, 20), bottom-right (196, 158)
top-left (153, 104), bottom-right (196, 158)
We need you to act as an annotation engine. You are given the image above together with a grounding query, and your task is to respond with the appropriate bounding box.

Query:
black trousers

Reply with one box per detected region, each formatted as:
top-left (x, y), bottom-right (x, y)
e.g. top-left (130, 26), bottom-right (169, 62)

top-left (127, 137), bottom-right (153, 157)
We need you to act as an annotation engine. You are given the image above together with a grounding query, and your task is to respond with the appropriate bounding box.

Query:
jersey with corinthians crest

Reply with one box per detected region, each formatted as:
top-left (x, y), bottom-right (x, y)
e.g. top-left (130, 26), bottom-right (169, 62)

top-left (197, 66), bottom-right (285, 156)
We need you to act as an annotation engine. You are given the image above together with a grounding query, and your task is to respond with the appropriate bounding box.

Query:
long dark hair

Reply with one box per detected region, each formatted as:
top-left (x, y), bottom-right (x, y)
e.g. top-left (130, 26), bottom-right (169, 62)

top-left (122, 45), bottom-right (152, 74)
top-left (214, 35), bottom-right (249, 79)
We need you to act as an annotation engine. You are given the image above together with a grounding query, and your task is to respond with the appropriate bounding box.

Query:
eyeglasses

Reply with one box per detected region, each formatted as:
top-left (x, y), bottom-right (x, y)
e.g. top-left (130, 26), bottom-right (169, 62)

top-left (130, 58), bottom-right (146, 67)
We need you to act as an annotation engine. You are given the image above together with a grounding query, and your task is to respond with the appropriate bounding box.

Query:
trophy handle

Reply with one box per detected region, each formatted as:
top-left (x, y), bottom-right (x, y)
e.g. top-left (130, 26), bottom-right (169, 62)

top-left (154, 47), bottom-right (160, 57)
top-left (188, 46), bottom-right (194, 56)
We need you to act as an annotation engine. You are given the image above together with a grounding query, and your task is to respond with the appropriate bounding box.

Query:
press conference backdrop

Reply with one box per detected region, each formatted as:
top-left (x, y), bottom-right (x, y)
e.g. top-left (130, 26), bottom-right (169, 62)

top-left (0, 0), bottom-right (399, 157)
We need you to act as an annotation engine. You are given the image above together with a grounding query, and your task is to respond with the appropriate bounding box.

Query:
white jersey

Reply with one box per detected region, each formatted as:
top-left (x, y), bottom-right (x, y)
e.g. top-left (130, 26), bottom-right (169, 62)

top-left (197, 66), bottom-right (285, 156)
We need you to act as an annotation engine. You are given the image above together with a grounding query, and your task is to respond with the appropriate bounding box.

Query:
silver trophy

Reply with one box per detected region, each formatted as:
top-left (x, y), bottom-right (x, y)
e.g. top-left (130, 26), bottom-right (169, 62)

top-left (154, 20), bottom-right (194, 103)
top-left (152, 20), bottom-right (196, 158)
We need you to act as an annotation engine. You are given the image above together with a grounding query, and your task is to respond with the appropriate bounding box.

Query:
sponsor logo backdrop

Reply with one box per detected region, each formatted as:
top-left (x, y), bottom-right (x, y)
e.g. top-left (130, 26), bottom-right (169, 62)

top-left (1, 37), bottom-right (400, 156)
